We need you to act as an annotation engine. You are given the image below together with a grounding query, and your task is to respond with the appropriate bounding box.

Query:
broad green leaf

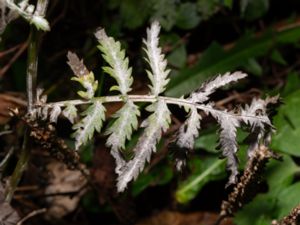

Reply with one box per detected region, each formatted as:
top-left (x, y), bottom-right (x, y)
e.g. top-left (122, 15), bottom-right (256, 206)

top-left (271, 90), bottom-right (300, 156)
top-left (242, 58), bottom-right (263, 77)
top-left (132, 164), bottom-right (173, 196)
top-left (119, 0), bottom-right (151, 29)
top-left (240, 0), bottom-right (269, 21)
top-left (271, 49), bottom-right (287, 66)
top-left (233, 154), bottom-right (299, 225)
top-left (176, 3), bottom-right (201, 30)
top-left (223, 0), bottom-right (233, 8)
top-left (234, 194), bottom-right (276, 225)
top-left (265, 155), bottom-right (299, 194)
top-left (166, 25), bottom-right (300, 97)
top-left (167, 45), bottom-right (187, 69)
top-left (282, 72), bottom-right (300, 97)
top-left (194, 128), bottom-right (218, 153)
top-left (175, 157), bottom-right (226, 204)
top-left (276, 182), bottom-right (300, 218)
top-left (151, 0), bottom-right (177, 31)
top-left (197, 0), bottom-right (219, 20)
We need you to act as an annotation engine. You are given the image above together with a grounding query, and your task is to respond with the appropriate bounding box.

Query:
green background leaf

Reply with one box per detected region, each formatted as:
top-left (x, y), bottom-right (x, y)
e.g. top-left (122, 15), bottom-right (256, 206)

top-left (271, 89), bottom-right (300, 156)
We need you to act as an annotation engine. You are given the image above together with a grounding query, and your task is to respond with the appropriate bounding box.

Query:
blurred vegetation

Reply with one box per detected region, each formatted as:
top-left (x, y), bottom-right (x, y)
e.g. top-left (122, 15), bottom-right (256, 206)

top-left (1, 0), bottom-right (300, 224)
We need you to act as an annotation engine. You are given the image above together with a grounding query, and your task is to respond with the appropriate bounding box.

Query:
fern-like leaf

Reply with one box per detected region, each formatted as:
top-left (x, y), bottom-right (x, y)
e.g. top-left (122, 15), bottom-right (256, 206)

top-left (105, 100), bottom-right (140, 174)
top-left (189, 71), bottom-right (247, 103)
top-left (240, 96), bottom-right (279, 157)
top-left (72, 101), bottom-right (106, 150)
top-left (62, 103), bottom-right (77, 124)
top-left (241, 98), bottom-right (272, 128)
top-left (95, 29), bottom-right (133, 95)
top-left (67, 51), bottom-right (89, 77)
top-left (174, 106), bottom-right (201, 170)
top-left (202, 104), bottom-right (240, 186)
top-left (117, 100), bottom-right (171, 192)
top-left (49, 105), bottom-right (61, 123)
top-left (0, 0), bottom-right (19, 37)
top-left (218, 116), bottom-right (240, 186)
top-left (67, 52), bottom-right (98, 99)
top-left (5, 0), bottom-right (50, 31)
top-left (143, 21), bottom-right (170, 96)
top-left (176, 106), bottom-right (201, 149)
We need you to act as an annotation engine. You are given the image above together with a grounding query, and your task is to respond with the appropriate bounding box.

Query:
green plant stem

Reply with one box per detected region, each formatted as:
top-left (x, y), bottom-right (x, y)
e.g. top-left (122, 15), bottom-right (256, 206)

top-left (26, 27), bottom-right (38, 113)
top-left (42, 95), bottom-right (269, 122)
top-left (176, 159), bottom-right (225, 199)
top-left (4, 0), bottom-right (49, 203)
top-left (4, 26), bottom-right (38, 202)
top-left (0, 147), bottom-right (14, 179)
top-left (4, 129), bottom-right (30, 202)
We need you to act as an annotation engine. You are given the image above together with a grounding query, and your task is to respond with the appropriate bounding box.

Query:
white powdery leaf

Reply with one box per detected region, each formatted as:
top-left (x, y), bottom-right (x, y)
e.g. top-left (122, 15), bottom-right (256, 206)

top-left (0, 0), bottom-right (21, 36)
top-left (95, 29), bottom-right (133, 95)
top-left (68, 52), bottom-right (98, 100)
top-left (49, 105), bottom-right (61, 123)
top-left (105, 100), bottom-right (140, 174)
top-left (5, 0), bottom-right (50, 31)
top-left (244, 130), bottom-right (263, 159)
top-left (72, 101), bottom-right (106, 150)
top-left (207, 106), bottom-right (240, 186)
top-left (67, 51), bottom-right (89, 77)
top-left (117, 100), bottom-right (171, 192)
top-left (240, 98), bottom-right (271, 128)
top-left (41, 105), bottom-right (49, 120)
top-left (189, 71), bottom-right (247, 103)
top-left (218, 116), bottom-right (240, 186)
top-left (62, 103), bottom-right (78, 124)
top-left (143, 21), bottom-right (170, 96)
top-left (176, 106), bottom-right (201, 149)
top-left (240, 96), bottom-right (278, 158)
top-left (30, 15), bottom-right (50, 31)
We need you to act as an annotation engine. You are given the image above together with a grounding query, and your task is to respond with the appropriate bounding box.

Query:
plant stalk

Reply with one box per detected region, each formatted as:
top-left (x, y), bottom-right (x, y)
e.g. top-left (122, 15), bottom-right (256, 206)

top-left (4, 0), bottom-right (49, 203)
top-left (42, 95), bottom-right (269, 122)
top-left (4, 129), bottom-right (30, 202)
top-left (26, 27), bottom-right (38, 113)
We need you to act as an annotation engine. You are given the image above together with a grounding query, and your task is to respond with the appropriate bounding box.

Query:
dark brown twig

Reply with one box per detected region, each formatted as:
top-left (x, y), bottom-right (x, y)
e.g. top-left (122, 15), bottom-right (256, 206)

top-left (272, 204), bottom-right (300, 225)
top-left (16, 208), bottom-right (47, 225)
top-left (215, 145), bottom-right (281, 225)
top-left (0, 41), bottom-right (29, 78)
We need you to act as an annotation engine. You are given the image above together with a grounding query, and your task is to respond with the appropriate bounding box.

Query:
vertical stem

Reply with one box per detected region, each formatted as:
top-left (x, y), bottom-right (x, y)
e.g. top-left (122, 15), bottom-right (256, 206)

top-left (4, 0), bottom-right (49, 202)
top-left (4, 129), bottom-right (30, 202)
top-left (4, 26), bottom-right (38, 202)
top-left (26, 27), bottom-right (38, 113)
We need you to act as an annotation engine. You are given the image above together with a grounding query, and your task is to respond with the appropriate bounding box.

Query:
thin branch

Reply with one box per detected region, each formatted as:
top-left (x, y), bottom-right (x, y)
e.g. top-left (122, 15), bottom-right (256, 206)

top-left (4, 129), bottom-right (30, 202)
top-left (16, 208), bottom-right (47, 225)
top-left (0, 93), bottom-right (27, 106)
top-left (213, 215), bottom-right (227, 225)
top-left (4, 0), bottom-right (49, 203)
top-left (35, 0), bottom-right (49, 17)
top-left (0, 41), bottom-right (28, 78)
top-left (41, 95), bottom-right (270, 122)
top-left (0, 147), bottom-right (14, 176)
top-left (26, 28), bottom-right (38, 113)
top-left (0, 130), bottom-right (13, 136)
top-left (0, 43), bottom-right (22, 58)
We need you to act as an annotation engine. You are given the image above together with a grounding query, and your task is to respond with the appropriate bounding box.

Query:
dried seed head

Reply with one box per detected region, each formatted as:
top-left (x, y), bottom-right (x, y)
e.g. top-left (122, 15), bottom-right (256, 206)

top-left (220, 145), bottom-right (281, 217)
